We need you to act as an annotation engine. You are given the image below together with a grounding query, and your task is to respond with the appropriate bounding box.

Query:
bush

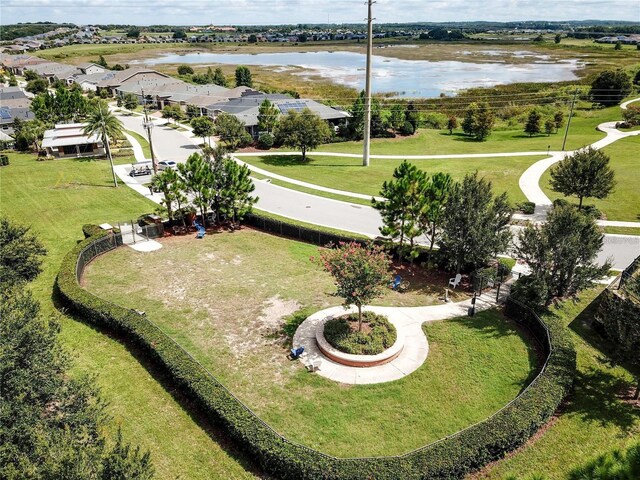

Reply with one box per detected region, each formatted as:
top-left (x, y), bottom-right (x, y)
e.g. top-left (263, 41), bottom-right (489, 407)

top-left (423, 112), bottom-right (448, 129)
top-left (399, 120), bottom-right (416, 135)
top-left (0, 155), bottom-right (9, 167)
top-left (324, 312), bottom-right (396, 355)
top-left (517, 201), bottom-right (535, 215)
top-left (257, 133), bottom-right (274, 150)
top-left (56, 229), bottom-right (576, 480)
top-left (82, 224), bottom-right (104, 238)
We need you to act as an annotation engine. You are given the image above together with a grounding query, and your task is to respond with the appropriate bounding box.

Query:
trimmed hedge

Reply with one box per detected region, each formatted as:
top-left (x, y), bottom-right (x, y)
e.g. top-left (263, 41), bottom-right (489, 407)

top-left (55, 230), bottom-right (576, 480)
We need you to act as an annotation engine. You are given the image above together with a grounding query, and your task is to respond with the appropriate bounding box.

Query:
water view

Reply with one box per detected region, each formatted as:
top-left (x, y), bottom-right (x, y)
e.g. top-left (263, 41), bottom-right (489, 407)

top-left (135, 50), bottom-right (583, 98)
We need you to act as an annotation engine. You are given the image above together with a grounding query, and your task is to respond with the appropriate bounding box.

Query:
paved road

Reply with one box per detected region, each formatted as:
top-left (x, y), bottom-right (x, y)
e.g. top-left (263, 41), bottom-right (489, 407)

top-left (117, 112), bottom-right (639, 270)
top-left (116, 113), bottom-right (201, 163)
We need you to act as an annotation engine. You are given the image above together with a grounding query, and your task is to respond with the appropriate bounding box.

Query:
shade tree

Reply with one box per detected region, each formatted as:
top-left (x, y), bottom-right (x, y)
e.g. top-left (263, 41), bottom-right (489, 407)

top-left (549, 146), bottom-right (616, 209)
top-left (274, 108), bottom-right (332, 161)
top-left (513, 205), bottom-right (610, 308)
top-left (439, 172), bottom-right (512, 273)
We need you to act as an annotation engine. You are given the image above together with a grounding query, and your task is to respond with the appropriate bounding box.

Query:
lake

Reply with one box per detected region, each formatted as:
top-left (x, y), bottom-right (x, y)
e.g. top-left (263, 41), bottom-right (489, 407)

top-left (134, 50), bottom-right (582, 98)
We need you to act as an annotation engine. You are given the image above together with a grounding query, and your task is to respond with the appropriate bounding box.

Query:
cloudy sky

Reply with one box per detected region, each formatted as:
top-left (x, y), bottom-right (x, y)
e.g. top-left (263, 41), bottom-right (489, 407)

top-left (2, 0), bottom-right (639, 25)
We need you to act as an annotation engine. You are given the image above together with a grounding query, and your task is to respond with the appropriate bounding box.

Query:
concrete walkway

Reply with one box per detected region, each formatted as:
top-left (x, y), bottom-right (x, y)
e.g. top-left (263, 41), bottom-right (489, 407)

top-left (292, 286), bottom-right (504, 385)
top-left (518, 119), bottom-right (640, 225)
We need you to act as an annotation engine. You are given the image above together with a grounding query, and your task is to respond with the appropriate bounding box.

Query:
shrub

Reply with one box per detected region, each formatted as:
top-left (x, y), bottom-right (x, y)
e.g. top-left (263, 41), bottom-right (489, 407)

top-left (82, 224), bottom-right (104, 238)
top-left (517, 201), bottom-right (535, 215)
top-left (0, 155), bottom-right (9, 167)
top-left (56, 229), bottom-right (576, 480)
top-left (399, 120), bottom-right (416, 135)
top-left (423, 112), bottom-right (448, 129)
top-left (324, 312), bottom-right (396, 355)
top-left (257, 133), bottom-right (274, 150)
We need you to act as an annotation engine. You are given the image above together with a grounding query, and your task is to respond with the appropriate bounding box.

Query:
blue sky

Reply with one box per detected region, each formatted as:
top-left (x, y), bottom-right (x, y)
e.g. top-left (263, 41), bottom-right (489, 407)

top-left (2, 0), bottom-right (639, 25)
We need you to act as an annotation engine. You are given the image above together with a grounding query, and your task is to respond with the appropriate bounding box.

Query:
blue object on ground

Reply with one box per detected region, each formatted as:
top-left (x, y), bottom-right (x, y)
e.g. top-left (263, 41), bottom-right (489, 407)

top-left (290, 346), bottom-right (304, 359)
top-left (391, 274), bottom-right (402, 290)
top-left (193, 221), bottom-right (206, 239)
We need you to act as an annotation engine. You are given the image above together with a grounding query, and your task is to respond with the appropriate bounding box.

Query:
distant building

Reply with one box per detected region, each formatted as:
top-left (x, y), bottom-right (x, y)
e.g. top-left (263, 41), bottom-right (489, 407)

top-left (0, 86), bottom-right (34, 135)
top-left (42, 123), bottom-right (105, 158)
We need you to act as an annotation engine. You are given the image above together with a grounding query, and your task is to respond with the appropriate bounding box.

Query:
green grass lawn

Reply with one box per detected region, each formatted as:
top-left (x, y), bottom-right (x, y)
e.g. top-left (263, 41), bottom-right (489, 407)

top-left (0, 152), bottom-right (256, 479)
top-left (482, 288), bottom-right (640, 479)
top-left (124, 129), bottom-right (152, 158)
top-left (540, 135), bottom-right (640, 222)
top-left (83, 229), bottom-right (534, 457)
top-left (257, 105), bottom-right (622, 158)
top-left (243, 154), bottom-right (545, 204)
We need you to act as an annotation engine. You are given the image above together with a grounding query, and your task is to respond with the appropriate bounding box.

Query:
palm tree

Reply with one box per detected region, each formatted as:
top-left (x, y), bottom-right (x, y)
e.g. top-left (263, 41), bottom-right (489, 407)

top-left (83, 101), bottom-right (123, 187)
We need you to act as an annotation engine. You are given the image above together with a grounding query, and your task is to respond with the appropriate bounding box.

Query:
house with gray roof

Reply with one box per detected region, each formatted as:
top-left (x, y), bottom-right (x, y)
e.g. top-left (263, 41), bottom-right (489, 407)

top-left (0, 86), bottom-right (34, 135)
top-left (206, 92), bottom-right (350, 137)
top-left (28, 62), bottom-right (82, 84)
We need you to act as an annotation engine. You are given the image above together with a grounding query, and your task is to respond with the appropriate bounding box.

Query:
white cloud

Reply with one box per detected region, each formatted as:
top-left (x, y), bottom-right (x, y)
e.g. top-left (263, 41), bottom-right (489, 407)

top-left (2, 0), bottom-right (639, 25)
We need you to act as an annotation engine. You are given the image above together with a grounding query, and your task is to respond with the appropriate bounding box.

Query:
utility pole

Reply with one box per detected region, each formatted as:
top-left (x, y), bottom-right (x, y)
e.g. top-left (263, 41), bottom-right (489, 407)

top-left (141, 88), bottom-right (158, 174)
top-left (362, 0), bottom-right (374, 167)
top-left (562, 89), bottom-right (579, 152)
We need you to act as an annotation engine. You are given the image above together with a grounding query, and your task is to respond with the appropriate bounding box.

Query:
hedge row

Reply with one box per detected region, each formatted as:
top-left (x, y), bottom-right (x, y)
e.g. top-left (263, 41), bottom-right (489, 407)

top-left (55, 230), bottom-right (577, 480)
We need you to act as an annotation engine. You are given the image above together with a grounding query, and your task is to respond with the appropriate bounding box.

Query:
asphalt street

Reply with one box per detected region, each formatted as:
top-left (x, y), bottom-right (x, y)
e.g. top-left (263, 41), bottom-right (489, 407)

top-left (116, 112), bottom-right (639, 270)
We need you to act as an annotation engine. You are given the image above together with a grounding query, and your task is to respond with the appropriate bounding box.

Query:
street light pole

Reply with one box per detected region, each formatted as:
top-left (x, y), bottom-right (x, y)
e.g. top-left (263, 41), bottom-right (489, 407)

top-left (562, 89), bottom-right (578, 152)
top-left (142, 88), bottom-right (158, 174)
top-left (362, 0), bottom-right (374, 167)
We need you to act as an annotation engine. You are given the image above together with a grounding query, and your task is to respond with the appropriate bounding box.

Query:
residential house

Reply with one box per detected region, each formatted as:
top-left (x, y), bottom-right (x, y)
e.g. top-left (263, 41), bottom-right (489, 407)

top-left (0, 86), bottom-right (35, 135)
top-left (206, 92), bottom-right (350, 138)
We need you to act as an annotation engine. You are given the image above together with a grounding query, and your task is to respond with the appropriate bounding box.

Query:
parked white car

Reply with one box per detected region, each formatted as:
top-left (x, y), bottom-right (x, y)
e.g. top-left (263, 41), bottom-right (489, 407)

top-left (157, 160), bottom-right (177, 171)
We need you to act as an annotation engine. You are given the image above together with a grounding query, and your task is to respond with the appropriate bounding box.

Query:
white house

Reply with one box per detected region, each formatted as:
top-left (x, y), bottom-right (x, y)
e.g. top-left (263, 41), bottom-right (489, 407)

top-left (42, 123), bottom-right (105, 158)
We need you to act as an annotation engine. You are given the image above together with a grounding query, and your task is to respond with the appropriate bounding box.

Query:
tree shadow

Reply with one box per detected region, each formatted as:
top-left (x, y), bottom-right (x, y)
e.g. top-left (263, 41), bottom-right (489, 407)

top-left (259, 155), bottom-right (310, 167)
top-left (51, 290), bottom-right (266, 478)
top-left (568, 366), bottom-right (640, 432)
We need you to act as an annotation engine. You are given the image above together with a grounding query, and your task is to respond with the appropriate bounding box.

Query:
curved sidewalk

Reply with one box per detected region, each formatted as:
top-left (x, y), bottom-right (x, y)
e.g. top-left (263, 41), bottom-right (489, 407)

top-left (292, 288), bottom-right (500, 385)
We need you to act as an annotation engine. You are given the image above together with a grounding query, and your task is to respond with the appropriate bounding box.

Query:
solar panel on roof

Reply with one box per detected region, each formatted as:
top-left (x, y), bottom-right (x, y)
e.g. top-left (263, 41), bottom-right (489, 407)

top-left (0, 108), bottom-right (13, 120)
top-left (278, 101), bottom-right (308, 114)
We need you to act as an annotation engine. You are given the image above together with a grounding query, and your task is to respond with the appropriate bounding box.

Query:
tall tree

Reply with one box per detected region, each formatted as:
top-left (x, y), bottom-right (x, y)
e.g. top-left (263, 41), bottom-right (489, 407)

top-left (214, 113), bottom-right (252, 151)
top-left (235, 65), bottom-right (253, 88)
top-left (177, 152), bottom-right (213, 226)
top-left (550, 146), bottom-right (616, 209)
top-left (212, 67), bottom-right (228, 87)
top-left (190, 115), bottom-right (215, 146)
top-left (524, 108), bottom-right (543, 137)
top-left (420, 172), bottom-right (453, 253)
top-left (151, 168), bottom-right (184, 222)
top-left (257, 98), bottom-right (281, 134)
top-left (161, 104), bottom-right (184, 124)
top-left (590, 69), bottom-right (632, 106)
top-left (371, 160), bottom-right (428, 262)
top-left (0, 217), bottom-right (46, 287)
top-left (447, 115), bottom-right (458, 134)
top-left (514, 205), bottom-right (611, 307)
top-left (216, 158), bottom-right (258, 227)
top-left (274, 108), bottom-right (332, 161)
top-left (0, 222), bottom-right (153, 479)
top-left (553, 111), bottom-right (564, 133)
top-left (83, 101), bottom-right (124, 188)
top-left (317, 242), bottom-right (392, 330)
top-left (439, 172), bottom-right (512, 273)
top-left (474, 101), bottom-right (494, 141)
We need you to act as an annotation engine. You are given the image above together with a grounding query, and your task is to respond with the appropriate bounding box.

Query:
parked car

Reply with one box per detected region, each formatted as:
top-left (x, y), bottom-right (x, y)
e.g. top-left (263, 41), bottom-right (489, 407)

top-left (158, 160), bottom-right (177, 171)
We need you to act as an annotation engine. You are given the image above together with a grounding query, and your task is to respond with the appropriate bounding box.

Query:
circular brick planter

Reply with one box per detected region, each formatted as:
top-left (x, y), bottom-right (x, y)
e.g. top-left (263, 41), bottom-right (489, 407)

top-left (315, 316), bottom-right (404, 367)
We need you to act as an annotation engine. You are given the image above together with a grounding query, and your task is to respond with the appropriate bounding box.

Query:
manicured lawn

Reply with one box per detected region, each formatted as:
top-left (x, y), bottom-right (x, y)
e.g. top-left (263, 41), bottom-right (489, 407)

top-left (243, 154), bottom-right (545, 204)
top-left (0, 152), bottom-right (256, 479)
top-left (83, 229), bottom-right (535, 457)
top-left (124, 129), bottom-right (152, 158)
top-left (482, 288), bottom-right (640, 479)
top-left (540, 135), bottom-right (640, 222)
top-left (255, 105), bottom-right (622, 157)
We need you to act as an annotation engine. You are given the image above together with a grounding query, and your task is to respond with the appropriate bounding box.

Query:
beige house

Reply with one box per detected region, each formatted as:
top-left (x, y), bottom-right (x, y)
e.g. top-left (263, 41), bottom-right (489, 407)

top-left (42, 123), bottom-right (105, 158)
